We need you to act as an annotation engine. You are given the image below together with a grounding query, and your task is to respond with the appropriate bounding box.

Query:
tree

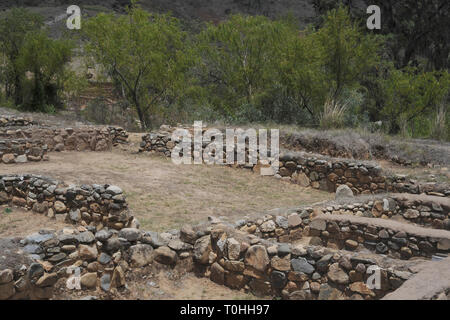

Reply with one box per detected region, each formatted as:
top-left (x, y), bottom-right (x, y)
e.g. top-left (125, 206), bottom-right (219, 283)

top-left (83, 5), bottom-right (192, 129)
top-left (372, 0), bottom-right (450, 70)
top-left (314, 6), bottom-right (381, 101)
top-left (278, 27), bottom-right (328, 121)
top-left (17, 31), bottom-right (74, 111)
top-left (0, 8), bottom-right (43, 105)
top-left (381, 67), bottom-right (450, 134)
top-left (197, 14), bottom-right (290, 119)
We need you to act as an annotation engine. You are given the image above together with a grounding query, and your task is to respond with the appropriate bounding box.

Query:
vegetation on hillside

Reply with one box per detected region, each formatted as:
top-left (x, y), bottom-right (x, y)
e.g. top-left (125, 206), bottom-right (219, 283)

top-left (0, 2), bottom-right (448, 140)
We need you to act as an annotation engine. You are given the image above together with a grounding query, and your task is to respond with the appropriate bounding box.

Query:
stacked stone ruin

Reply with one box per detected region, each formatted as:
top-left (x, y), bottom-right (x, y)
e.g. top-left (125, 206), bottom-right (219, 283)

top-left (1, 120), bottom-right (449, 300)
top-left (0, 115), bottom-right (128, 164)
top-left (139, 127), bottom-right (449, 197)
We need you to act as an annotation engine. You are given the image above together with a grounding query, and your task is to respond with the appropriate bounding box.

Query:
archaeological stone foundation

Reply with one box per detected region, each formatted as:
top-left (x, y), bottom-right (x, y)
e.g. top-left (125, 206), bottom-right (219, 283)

top-left (0, 119), bottom-right (449, 300)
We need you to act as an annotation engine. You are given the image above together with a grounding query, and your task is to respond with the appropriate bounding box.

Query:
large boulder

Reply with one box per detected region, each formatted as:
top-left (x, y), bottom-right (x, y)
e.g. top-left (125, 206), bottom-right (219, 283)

top-left (244, 245), bottom-right (270, 272)
top-left (129, 244), bottom-right (154, 267)
top-left (335, 185), bottom-right (354, 200)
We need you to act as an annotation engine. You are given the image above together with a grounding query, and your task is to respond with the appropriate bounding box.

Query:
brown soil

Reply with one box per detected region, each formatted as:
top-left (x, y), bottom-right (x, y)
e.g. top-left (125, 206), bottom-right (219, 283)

top-left (1, 141), bottom-right (332, 232)
top-left (0, 206), bottom-right (68, 238)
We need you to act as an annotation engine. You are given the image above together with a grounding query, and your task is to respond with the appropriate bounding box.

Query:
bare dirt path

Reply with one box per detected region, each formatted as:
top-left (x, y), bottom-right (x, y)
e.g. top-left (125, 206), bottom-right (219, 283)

top-left (1, 150), bottom-right (331, 231)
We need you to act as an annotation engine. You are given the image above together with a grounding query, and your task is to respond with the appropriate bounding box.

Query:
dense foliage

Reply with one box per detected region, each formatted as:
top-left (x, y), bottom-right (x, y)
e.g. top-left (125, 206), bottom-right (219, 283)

top-left (0, 3), bottom-right (448, 139)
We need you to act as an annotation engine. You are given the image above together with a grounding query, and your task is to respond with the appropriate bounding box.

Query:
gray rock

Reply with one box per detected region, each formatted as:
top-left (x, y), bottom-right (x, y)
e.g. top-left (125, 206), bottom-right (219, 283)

top-left (100, 274), bottom-right (111, 292)
top-left (335, 185), bottom-right (354, 200)
top-left (76, 231), bottom-right (95, 244)
top-left (118, 228), bottom-right (141, 242)
top-left (291, 258), bottom-right (314, 274)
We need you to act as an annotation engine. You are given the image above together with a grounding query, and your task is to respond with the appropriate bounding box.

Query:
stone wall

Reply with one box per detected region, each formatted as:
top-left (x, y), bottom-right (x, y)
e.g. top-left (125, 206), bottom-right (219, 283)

top-left (197, 226), bottom-right (417, 300)
top-left (0, 238), bottom-right (57, 300)
top-left (2, 206), bottom-right (446, 300)
top-left (0, 174), bottom-right (133, 230)
top-left (234, 195), bottom-right (449, 259)
top-left (0, 116), bottom-right (34, 127)
top-left (139, 129), bottom-right (450, 197)
top-left (1, 138), bottom-right (48, 164)
top-left (0, 126), bottom-right (128, 164)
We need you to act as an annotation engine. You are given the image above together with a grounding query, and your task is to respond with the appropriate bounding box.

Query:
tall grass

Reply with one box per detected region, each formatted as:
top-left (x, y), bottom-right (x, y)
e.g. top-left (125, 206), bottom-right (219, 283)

top-left (431, 104), bottom-right (448, 141)
top-left (319, 98), bottom-right (348, 129)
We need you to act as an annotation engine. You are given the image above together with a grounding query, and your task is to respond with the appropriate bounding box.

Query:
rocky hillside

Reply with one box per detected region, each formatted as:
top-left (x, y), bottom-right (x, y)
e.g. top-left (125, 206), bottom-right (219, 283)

top-left (0, 0), bottom-right (368, 27)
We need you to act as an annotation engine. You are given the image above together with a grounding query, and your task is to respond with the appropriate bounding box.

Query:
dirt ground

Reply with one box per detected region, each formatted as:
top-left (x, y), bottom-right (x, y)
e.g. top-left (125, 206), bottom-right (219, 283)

top-left (53, 266), bottom-right (266, 301)
top-left (0, 206), bottom-right (68, 238)
top-left (1, 147), bottom-right (332, 232)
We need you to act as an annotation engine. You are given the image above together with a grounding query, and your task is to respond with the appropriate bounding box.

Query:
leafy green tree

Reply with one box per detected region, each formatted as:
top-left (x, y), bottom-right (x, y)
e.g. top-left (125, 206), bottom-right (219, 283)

top-left (278, 27), bottom-right (327, 120)
top-left (372, 0), bottom-right (449, 70)
top-left (314, 5), bottom-right (382, 101)
top-left (381, 67), bottom-right (450, 134)
top-left (18, 31), bottom-right (74, 111)
top-left (0, 8), bottom-right (43, 105)
top-left (83, 5), bottom-right (192, 129)
top-left (197, 14), bottom-right (290, 119)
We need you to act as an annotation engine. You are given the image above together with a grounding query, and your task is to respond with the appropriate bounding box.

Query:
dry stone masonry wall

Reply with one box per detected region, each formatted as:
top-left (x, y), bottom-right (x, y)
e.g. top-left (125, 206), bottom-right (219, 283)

top-left (0, 174), bottom-right (134, 230)
top-left (1, 193), bottom-right (448, 300)
top-left (0, 115), bottom-right (128, 164)
top-left (139, 128), bottom-right (450, 197)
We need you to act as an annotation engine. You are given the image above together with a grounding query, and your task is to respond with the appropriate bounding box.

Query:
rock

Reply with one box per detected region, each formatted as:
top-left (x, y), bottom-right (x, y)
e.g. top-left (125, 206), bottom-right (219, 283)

top-left (260, 220), bottom-right (276, 233)
top-left (271, 256), bottom-right (291, 271)
top-left (244, 245), bottom-right (270, 272)
top-left (225, 273), bottom-right (246, 289)
top-left (0, 282), bottom-right (15, 299)
top-left (277, 244), bottom-right (291, 256)
top-left (129, 244), bottom-right (154, 267)
top-left (2, 154), bottom-right (15, 164)
top-left (327, 263), bottom-right (349, 284)
top-left (291, 257), bottom-right (314, 274)
top-left (168, 239), bottom-right (193, 251)
top-left (111, 266), bottom-right (126, 288)
top-left (95, 229), bottom-right (112, 242)
top-left (104, 238), bottom-right (122, 253)
top-left (294, 172), bottom-right (310, 187)
top-left (349, 282), bottom-right (375, 297)
top-left (69, 209), bottom-right (81, 222)
top-left (36, 273), bottom-right (58, 287)
top-left (118, 228), bottom-right (141, 242)
top-left (76, 231), bottom-right (95, 244)
top-left (153, 246), bottom-right (177, 265)
top-left (193, 235), bottom-right (211, 264)
top-left (403, 209), bottom-right (420, 219)
top-left (318, 283), bottom-right (345, 300)
top-left (345, 239), bottom-right (359, 251)
top-left (227, 238), bottom-right (240, 260)
top-left (78, 244), bottom-right (98, 261)
top-left (54, 201), bottom-right (66, 213)
top-left (15, 155), bottom-right (27, 163)
top-left (309, 219), bottom-right (326, 231)
top-left (275, 216), bottom-right (289, 229)
top-left (98, 252), bottom-right (112, 265)
top-left (28, 263), bottom-right (45, 283)
top-left (335, 185), bottom-right (354, 199)
top-left (106, 185), bottom-right (122, 195)
top-left (270, 271), bottom-right (287, 289)
top-left (287, 213), bottom-right (302, 228)
top-left (48, 252), bottom-right (67, 263)
top-left (437, 239), bottom-right (450, 251)
top-left (0, 269), bottom-right (13, 284)
top-left (100, 274), bottom-right (111, 292)
top-left (180, 224), bottom-right (197, 244)
top-left (210, 262), bottom-right (225, 285)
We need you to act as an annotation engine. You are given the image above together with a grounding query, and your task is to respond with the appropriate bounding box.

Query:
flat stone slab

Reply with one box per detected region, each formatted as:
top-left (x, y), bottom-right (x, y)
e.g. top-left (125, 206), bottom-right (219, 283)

top-left (313, 214), bottom-right (450, 240)
top-left (382, 257), bottom-right (450, 300)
